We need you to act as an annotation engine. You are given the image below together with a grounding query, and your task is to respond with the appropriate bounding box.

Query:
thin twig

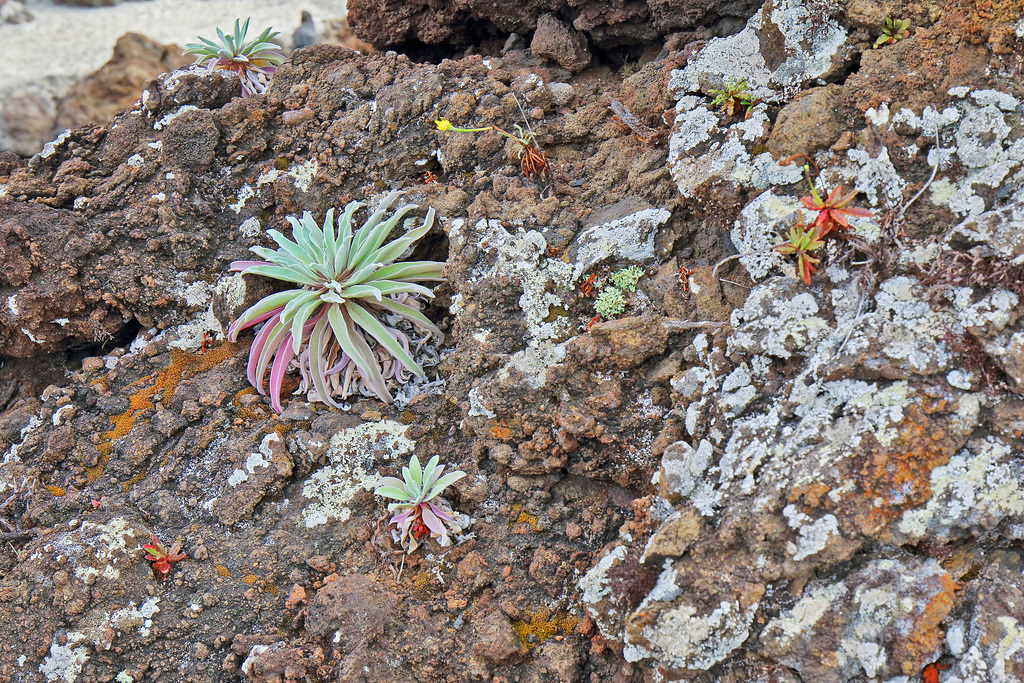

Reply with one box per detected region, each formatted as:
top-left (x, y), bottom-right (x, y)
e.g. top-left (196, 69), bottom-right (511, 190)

top-left (661, 319), bottom-right (729, 331)
top-left (899, 128), bottom-right (942, 222)
top-left (712, 244), bottom-right (783, 279)
top-left (719, 279), bottom-right (751, 289)
top-left (511, 93), bottom-right (537, 140)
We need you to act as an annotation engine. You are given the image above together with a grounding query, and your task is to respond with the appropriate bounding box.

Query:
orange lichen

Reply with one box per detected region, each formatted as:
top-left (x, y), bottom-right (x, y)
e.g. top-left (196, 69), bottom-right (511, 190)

top-left (896, 571), bottom-right (956, 675)
top-left (787, 483), bottom-right (833, 509)
top-left (45, 485), bottom-right (66, 497)
top-left (214, 564), bottom-right (233, 578)
top-left (240, 574), bottom-right (258, 585)
top-left (231, 387), bottom-right (260, 421)
top-left (91, 342), bottom-right (242, 481)
top-left (510, 503), bottom-right (539, 532)
top-left (119, 470), bottom-right (147, 492)
top-left (851, 403), bottom-right (958, 535)
top-left (512, 608), bottom-right (579, 648)
top-left (514, 510), bottom-right (538, 531)
top-left (490, 424), bottom-right (513, 440)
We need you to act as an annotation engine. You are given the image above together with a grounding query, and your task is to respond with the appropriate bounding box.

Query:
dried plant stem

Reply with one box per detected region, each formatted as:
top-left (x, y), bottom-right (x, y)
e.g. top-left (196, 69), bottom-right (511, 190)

top-left (712, 244), bottom-right (784, 280)
top-left (661, 319), bottom-right (729, 331)
top-left (899, 128), bottom-right (942, 222)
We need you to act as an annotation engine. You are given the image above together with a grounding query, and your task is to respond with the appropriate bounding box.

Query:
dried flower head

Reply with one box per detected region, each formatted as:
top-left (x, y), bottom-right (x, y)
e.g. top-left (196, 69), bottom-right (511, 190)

top-left (184, 18), bottom-right (285, 96)
top-left (375, 454), bottom-right (466, 553)
top-left (228, 192), bottom-right (445, 412)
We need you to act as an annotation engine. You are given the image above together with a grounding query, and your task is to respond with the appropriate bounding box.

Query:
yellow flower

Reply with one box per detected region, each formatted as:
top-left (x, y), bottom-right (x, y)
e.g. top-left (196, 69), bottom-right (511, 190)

top-left (435, 118), bottom-right (452, 131)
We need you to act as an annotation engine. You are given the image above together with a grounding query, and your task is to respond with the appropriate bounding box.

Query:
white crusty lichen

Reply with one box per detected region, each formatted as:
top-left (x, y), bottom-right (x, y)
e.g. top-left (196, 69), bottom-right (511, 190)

top-left (763, 558), bottom-right (951, 680)
top-left (51, 516), bottom-right (138, 582)
top-left (887, 91), bottom-right (1023, 218)
top-left (668, 0), bottom-right (847, 100)
top-left (300, 421), bottom-right (415, 528)
top-left (783, 505), bottom-right (840, 561)
top-left (168, 273), bottom-right (247, 351)
top-left (226, 432), bottom-right (278, 487)
top-left (624, 597), bottom-right (760, 670)
top-left (579, 544), bottom-right (629, 638)
top-left (229, 158), bottom-right (320, 213)
top-left (448, 218), bottom-right (574, 389)
top-left (897, 436), bottom-right (1024, 543)
top-left (729, 279), bottom-right (832, 359)
top-left (571, 209), bottom-right (668, 282)
top-left (668, 102), bottom-right (800, 199)
top-left (40, 636), bottom-right (89, 683)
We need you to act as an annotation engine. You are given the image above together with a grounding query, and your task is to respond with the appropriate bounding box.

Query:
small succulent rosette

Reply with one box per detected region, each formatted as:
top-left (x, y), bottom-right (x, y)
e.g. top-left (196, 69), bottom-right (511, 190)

top-left (184, 18), bottom-right (285, 96)
top-left (375, 454), bottom-right (468, 553)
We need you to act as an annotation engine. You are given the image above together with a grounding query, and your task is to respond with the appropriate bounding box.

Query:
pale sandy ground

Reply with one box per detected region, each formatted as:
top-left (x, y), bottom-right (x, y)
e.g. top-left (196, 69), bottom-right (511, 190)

top-left (0, 0), bottom-right (349, 98)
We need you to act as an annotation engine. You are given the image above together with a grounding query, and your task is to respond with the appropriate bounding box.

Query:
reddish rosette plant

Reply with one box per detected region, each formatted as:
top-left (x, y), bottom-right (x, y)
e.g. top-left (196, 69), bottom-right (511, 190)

top-left (801, 184), bottom-right (875, 236)
top-left (776, 214), bottom-right (826, 285)
top-left (142, 536), bottom-right (186, 580)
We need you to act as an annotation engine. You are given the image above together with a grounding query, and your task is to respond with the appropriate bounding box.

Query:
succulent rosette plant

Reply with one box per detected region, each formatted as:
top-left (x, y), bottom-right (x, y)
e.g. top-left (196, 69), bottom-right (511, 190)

top-left (228, 192), bottom-right (445, 412)
top-left (184, 18), bottom-right (285, 96)
top-left (375, 455), bottom-right (466, 553)
top-left (142, 536), bottom-right (185, 581)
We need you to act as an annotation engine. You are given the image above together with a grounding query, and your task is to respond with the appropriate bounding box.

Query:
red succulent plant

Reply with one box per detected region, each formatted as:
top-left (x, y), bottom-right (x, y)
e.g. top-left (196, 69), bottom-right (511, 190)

top-left (801, 184), bottom-right (874, 236)
top-left (142, 536), bottom-right (186, 580)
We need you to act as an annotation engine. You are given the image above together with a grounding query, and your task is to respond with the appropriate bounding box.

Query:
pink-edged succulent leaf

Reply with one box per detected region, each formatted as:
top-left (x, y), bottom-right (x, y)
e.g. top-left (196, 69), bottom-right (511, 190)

top-left (268, 331), bottom-right (296, 414)
top-left (229, 259), bottom-right (271, 272)
top-left (307, 316), bottom-right (341, 409)
top-left (426, 501), bottom-right (454, 522)
top-left (420, 504), bottom-right (447, 539)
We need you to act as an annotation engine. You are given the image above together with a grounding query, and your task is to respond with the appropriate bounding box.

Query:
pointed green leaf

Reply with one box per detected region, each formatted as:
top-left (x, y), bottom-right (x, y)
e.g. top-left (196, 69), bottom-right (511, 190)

top-left (373, 297), bottom-right (443, 342)
top-left (307, 316), bottom-right (342, 408)
top-left (427, 471), bottom-right (466, 500)
top-left (371, 260), bottom-right (445, 282)
top-left (346, 302), bottom-right (424, 378)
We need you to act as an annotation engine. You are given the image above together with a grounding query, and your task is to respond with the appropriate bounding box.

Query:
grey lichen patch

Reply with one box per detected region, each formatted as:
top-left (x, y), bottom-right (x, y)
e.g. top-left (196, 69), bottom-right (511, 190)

top-left (578, 545), bottom-right (629, 639)
top-left (659, 439), bottom-right (714, 502)
top-left (668, 100), bottom-right (799, 199)
top-left (300, 420), bottom-right (415, 529)
top-left (761, 557), bottom-right (952, 682)
top-left (949, 202), bottom-right (1024, 261)
top-left (897, 436), bottom-right (1024, 543)
top-left (570, 208), bottom-right (669, 282)
top-left (448, 217), bottom-right (574, 389)
top-left (859, 277), bottom-right (956, 375)
top-left (668, 0), bottom-right (848, 101)
top-left (623, 590), bottom-right (762, 671)
top-left (728, 191), bottom-right (799, 280)
top-left (783, 505), bottom-right (840, 561)
top-left (729, 278), bottom-right (831, 359)
top-left (51, 516), bottom-right (141, 583)
top-left (886, 92), bottom-right (1023, 218)
top-left (168, 272), bottom-right (247, 351)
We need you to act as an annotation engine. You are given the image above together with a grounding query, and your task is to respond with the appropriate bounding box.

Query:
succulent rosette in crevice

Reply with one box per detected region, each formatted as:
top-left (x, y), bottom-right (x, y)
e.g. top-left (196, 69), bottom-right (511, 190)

top-left (374, 454), bottom-right (466, 553)
top-left (184, 18), bottom-right (285, 96)
top-left (228, 192), bottom-right (445, 412)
